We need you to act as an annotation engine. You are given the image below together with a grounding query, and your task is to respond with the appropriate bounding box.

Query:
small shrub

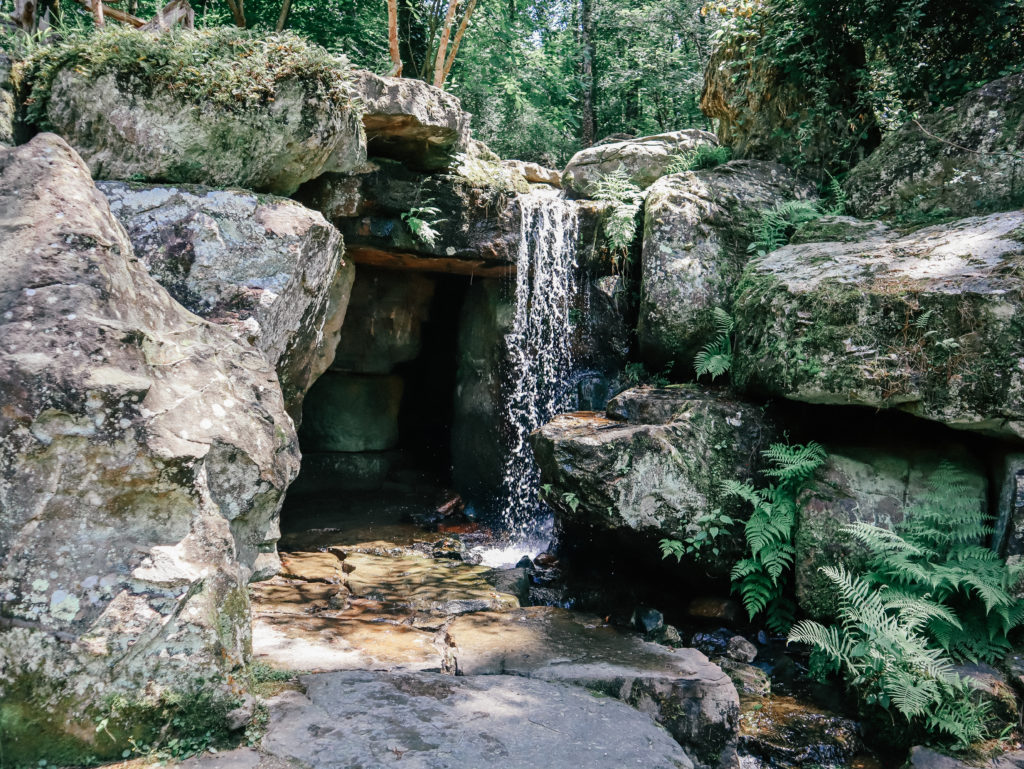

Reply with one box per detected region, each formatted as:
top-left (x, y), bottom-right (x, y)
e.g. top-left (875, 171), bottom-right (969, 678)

top-left (402, 204), bottom-right (445, 248)
top-left (660, 508), bottom-right (736, 563)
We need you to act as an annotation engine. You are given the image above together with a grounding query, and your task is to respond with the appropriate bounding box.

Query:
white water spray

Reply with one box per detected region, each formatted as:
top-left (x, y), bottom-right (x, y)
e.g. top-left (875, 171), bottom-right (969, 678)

top-left (498, 188), bottom-right (581, 547)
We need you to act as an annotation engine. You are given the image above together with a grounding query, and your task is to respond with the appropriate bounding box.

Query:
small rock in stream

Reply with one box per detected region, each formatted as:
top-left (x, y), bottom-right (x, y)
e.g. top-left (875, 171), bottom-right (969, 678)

top-left (726, 635), bottom-right (758, 663)
top-left (631, 606), bottom-right (665, 634)
top-left (688, 596), bottom-right (741, 623)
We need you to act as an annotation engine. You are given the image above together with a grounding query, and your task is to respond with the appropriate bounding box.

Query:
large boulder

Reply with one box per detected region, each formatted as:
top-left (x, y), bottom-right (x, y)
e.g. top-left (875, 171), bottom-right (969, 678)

top-left (0, 134), bottom-right (300, 763)
top-left (733, 211), bottom-right (1024, 440)
top-left (562, 130), bottom-right (719, 196)
top-left (32, 28), bottom-right (365, 194)
top-left (99, 182), bottom-right (354, 421)
top-left (530, 386), bottom-right (775, 568)
top-left (354, 69), bottom-right (471, 171)
top-left (638, 160), bottom-right (817, 371)
top-left (795, 442), bottom-right (988, 619)
top-left (700, 33), bottom-right (878, 171)
top-left (846, 72), bottom-right (1024, 221)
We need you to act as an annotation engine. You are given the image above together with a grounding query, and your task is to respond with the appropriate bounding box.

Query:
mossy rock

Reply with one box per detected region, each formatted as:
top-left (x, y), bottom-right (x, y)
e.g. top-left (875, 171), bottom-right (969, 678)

top-left (24, 27), bottom-right (364, 193)
top-left (733, 210), bottom-right (1024, 440)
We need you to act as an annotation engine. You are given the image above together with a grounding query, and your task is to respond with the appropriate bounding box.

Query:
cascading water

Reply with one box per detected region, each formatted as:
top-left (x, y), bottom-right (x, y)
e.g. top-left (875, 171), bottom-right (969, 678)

top-left (497, 187), bottom-right (581, 548)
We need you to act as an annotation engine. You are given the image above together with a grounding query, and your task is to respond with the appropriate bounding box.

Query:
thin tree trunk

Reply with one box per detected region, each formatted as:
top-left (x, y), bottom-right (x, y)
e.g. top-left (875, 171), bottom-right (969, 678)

top-left (224, 0), bottom-right (244, 27)
top-left (275, 0), bottom-right (291, 30)
top-left (387, 0), bottom-right (402, 76)
top-left (92, 0), bottom-right (105, 27)
top-left (580, 0), bottom-right (595, 146)
top-left (432, 0), bottom-right (459, 87)
top-left (440, 0), bottom-right (476, 84)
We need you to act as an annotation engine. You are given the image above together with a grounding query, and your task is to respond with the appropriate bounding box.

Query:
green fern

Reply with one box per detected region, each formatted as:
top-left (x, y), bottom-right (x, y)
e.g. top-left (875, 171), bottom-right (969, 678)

top-left (402, 204), bottom-right (445, 248)
top-left (665, 144), bottom-right (733, 175)
top-left (748, 200), bottom-right (822, 255)
top-left (693, 308), bottom-right (734, 381)
top-left (849, 463), bottom-right (1024, 663)
top-left (789, 565), bottom-right (990, 749)
top-left (821, 171), bottom-right (847, 216)
top-left (727, 441), bottom-right (826, 634)
top-left (590, 168), bottom-right (644, 268)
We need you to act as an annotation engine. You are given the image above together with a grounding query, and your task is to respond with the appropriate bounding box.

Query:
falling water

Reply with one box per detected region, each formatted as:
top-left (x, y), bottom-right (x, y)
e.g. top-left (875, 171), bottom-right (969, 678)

top-left (498, 187), bottom-right (580, 545)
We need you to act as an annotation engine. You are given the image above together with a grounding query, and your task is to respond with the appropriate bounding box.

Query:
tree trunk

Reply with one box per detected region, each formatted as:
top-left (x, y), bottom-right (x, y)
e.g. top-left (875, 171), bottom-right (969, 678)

top-left (387, 0), bottom-right (402, 76)
top-left (432, 0), bottom-right (459, 88)
top-left (224, 0), bottom-right (244, 27)
top-left (92, 0), bottom-right (104, 27)
top-left (274, 0), bottom-right (291, 30)
top-left (580, 0), bottom-right (595, 146)
top-left (440, 0), bottom-right (477, 85)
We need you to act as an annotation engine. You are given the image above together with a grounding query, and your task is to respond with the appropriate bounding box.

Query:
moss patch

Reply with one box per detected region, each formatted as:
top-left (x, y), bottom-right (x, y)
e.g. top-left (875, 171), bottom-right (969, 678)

top-left (22, 27), bottom-right (355, 130)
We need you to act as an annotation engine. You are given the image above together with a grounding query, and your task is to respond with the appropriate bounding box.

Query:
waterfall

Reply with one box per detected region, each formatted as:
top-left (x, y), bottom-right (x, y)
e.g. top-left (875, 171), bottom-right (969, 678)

top-left (499, 188), bottom-right (580, 543)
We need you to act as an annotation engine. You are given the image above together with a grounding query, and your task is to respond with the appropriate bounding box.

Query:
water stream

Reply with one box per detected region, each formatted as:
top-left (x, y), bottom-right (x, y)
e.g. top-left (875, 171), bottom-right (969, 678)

top-left (493, 188), bottom-right (581, 555)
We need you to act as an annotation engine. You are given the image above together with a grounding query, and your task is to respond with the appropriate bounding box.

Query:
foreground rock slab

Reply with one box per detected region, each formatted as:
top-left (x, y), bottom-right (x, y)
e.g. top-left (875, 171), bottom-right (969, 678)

top-left (447, 606), bottom-right (739, 769)
top-left (734, 211), bottom-right (1024, 440)
top-left (186, 671), bottom-right (697, 769)
top-left (0, 134), bottom-right (299, 763)
top-left (100, 182), bottom-right (354, 420)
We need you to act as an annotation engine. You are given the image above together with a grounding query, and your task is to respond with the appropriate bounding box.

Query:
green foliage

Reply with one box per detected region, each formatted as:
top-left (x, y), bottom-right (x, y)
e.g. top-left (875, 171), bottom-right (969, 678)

top-left (821, 172), bottom-right (846, 216)
top-left (850, 464), bottom-right (1024, 664)
top-left (402, 204), bottom-right (446, 248)
top-left (789, 565), bottom-right (990, 749)
top-left (666, 144), bottom-right (732, 175)
top-left (693, 308), bottom-right (734, 381)
top-left (660, 508), bottom-right (735, 562)
top-left (589, 167), bottom-right (644, 268)
top-left (728, 442), bottom-right (827, 634)
top-left (22, 26), bottom-right (354, 130)
top-left (540, 485), bottom-right (581, 513)
top-left (623, 360), bottom-right (674, 388)
top-left (747, 200), bottom-right (823, 256)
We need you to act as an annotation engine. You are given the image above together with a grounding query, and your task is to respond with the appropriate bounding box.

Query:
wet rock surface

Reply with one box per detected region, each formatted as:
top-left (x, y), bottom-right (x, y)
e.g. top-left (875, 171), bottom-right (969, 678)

top-left (738, 695), bottom-right (867, 769)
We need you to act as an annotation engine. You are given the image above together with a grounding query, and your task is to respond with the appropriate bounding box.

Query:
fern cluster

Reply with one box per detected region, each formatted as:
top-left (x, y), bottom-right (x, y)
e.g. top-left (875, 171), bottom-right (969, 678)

top-left (589, 168), bottom-right (643, 265)
top-left (789, 565), bottom-right (990, 748)
top-left (728, 442), bottom-right (827, 634)
top-left (693, 308), bottom-right (734, 381)
top-left (402, 204), bottom-right (445, 248)
top-left (665, 145), bottom-right (733, 175)
top-left (853, 464), bottom-right (1024, 663)
top-left (748, 199), bottom-right (822, 255)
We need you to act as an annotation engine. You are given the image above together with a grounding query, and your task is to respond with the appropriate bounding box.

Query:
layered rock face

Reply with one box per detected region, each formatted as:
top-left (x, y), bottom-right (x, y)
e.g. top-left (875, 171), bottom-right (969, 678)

top-left (99, 182), bottom-right (354, 420)
top-left (530, 386), bottom-right (775, 569)
top-left (562, 129), bottom-right (719, 195)
top-left (638, 160), bottom-right (816, 370)
top-left (733, 211), bottom-right (1024, 439)
top-left (845, 72), bottom-right (1024, 220)
top-left (355, 69), bottom-right (471, 171)
top-left (0, 135), bottom-right (299, 761)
